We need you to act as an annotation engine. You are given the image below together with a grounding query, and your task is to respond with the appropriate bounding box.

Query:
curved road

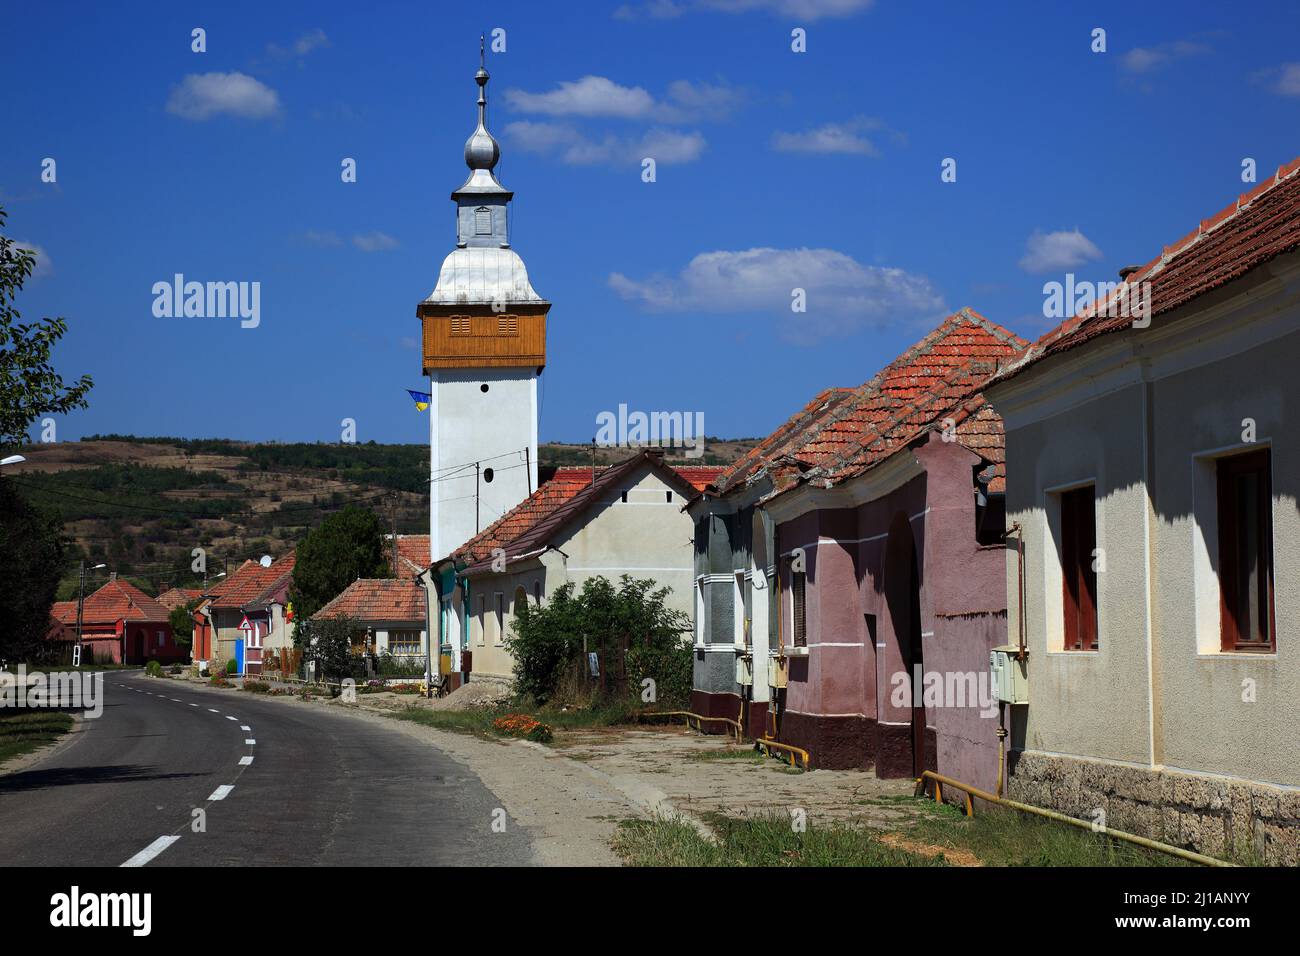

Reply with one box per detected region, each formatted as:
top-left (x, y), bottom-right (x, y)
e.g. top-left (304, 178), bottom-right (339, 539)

top-left (0, 671), bottom-right (532, 866)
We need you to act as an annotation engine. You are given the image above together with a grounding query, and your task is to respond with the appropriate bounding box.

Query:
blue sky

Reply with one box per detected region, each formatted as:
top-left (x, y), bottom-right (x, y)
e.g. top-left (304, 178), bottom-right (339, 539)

top-left (4, 0), bottom-right (1300, 446)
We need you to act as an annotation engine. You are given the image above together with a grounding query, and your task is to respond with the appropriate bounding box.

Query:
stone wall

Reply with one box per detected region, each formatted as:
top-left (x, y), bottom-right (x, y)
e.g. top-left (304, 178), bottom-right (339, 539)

top-left (1007, 750), bottom-right (1300, 865)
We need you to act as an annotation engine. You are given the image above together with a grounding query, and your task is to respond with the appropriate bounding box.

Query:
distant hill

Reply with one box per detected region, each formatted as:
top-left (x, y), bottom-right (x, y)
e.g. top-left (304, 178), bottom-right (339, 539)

top-left (7, 435), bottom-right (758, 600)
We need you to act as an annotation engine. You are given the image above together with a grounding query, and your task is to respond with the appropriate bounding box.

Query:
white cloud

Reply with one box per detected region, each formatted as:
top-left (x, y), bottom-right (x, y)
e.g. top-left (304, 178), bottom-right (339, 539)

top-left (1120, 39), bottom-right (1210, 73)
top-left (302, 230), bottom-right (342, 247)
top-left (504, 75), bottom-right (743, 123)
top-left (505, 76), bottom-right (657, 119)
top-left (609, 247), bottom-right (946, 343)
top-left (616, 0), bottom-right (872, 19)
top-left (1018, 229), bottom-right (1103, 274)
top-left (10, 240), bottom-right (53, 277)
top-left (1260, 63), bottom-right (1300, 96)
top-left (505, 121), bottom-right (705, 166)
top-left (166, 72), bottom-right (281, 120)
top-left (352, 232), bottom-right (399, 252)
top-left (772, 116), bottom-right (884, 156)
top-left (264, 28), bottom-right (330, 61)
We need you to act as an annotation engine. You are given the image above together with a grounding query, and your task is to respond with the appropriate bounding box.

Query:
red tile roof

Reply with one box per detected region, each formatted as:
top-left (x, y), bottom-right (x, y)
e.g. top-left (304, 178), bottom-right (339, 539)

top-left (999, 157), bottom-right (1300, 381)
top-left (311, 578), bottom-right (425, 624)
top-left (447, 467), bottom-right (597, 566)
top-left (156, 587), bottom-right (202, 611)
top-left (78, 577), bottom-right (172, 624)
top-left (709, 309), bottom-right (1027, 499)
top-left (447, 456), bottom-right (705, 573)
top-left (50, 600), bottom-right (78, 626)
top-left (392, 534), bottom-right (432, 577)
top-left (208, 553), bottom-right (296, 610)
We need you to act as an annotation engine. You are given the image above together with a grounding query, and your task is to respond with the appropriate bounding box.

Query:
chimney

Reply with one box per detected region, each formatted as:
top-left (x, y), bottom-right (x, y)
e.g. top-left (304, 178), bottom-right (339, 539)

top-left (1118, 265), bottom-right (1142, 281)
top-left (109, 571), bottom-right (118, 582)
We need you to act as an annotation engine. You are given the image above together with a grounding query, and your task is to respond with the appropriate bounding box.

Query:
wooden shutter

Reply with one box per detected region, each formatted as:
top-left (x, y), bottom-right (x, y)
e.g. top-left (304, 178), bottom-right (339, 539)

top-left (792, 571), bottom-right (807, 647)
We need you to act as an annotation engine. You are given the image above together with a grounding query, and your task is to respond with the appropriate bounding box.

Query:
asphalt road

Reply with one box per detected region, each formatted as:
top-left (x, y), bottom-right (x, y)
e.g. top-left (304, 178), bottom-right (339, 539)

top-left (0, 671), bottom-right (532, 866)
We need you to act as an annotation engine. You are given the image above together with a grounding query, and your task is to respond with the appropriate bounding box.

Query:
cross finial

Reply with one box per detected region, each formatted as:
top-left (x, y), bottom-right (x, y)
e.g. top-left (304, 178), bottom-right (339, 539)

top-left (479, 33), bottom-right (485, 69)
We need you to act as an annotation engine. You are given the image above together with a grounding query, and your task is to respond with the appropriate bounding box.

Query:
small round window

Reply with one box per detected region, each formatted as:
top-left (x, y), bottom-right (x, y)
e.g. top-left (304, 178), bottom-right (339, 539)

top-left (483, 468), bottom-right (495, 483)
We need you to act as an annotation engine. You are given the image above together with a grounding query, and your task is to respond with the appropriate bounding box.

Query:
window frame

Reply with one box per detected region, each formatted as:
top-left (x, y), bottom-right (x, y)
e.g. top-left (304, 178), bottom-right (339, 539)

top-left (1056, 483), bottom-right (1098, 651)
top-left (1216, 448), bottom-right (1276, 652)
top-left (791, 568), bottom-right (807, 648)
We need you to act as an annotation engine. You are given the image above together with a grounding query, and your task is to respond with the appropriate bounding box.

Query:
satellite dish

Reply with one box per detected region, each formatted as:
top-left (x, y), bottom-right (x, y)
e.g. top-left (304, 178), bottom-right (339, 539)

top-left (259, 555), bottom-right (273, 568)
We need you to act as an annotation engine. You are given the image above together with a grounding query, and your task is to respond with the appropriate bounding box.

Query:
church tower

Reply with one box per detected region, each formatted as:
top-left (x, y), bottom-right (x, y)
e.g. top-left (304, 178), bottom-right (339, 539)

top-left (420, 39), bottom-right (547, 560)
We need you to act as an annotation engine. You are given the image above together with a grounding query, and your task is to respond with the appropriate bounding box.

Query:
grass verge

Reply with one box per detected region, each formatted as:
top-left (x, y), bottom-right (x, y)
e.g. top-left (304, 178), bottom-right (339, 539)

top-left (902, 799), bottom-right (1194, 866)
top-left (0, 708), bottom-right (74, 767)
top-left (614, 799), bottom-right (1200, 867)
top-left (613, 812), bottom-right (948, 867)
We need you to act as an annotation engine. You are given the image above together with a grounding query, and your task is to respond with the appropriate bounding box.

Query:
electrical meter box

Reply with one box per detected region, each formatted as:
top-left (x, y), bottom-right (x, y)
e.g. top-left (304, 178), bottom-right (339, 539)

top-left (989, 645), bottom-right (1028, 704)
top-left (771, 655), bottom-right (789, 689)
top-left (736, 654), bottom-right (753, 686)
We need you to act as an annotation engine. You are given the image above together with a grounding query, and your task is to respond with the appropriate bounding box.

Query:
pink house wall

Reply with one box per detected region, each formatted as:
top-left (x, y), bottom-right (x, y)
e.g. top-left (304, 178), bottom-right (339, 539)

top-left (775, 434), bottom-right (1008, 790)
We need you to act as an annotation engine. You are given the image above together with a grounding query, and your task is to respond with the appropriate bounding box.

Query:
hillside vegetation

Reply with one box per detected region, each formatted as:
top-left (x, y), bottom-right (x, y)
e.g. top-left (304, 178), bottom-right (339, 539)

top-left (7, 435), bottom-right (756, 600)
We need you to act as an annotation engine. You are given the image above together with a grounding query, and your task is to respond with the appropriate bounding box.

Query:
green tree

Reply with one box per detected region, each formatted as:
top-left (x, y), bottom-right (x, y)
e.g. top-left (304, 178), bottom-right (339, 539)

top-left (169, 601), bottom-right (196, 651)
top-left (0, 206), bottom-right (93, 450)
top-left (506, 575), bottom-right (691, 705)
top-left (295, 615), bottom-right (358, 695)
top-left (288, 505), bottom-right (389, 619)
top-left (0, 478), bottom-right (66, 663)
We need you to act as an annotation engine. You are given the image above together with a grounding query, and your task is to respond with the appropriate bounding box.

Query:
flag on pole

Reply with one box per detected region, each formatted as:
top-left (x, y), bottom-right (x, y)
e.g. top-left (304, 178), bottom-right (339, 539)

top-left (407, 389), bottom-right (431, 412)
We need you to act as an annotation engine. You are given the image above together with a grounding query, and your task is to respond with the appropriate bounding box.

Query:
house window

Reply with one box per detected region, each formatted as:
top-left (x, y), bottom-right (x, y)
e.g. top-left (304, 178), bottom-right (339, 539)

top-left (1060, 485), bottom-right (1098, 650)
top-left (494, 593), bottom-right (505, 645)
top-left (733, 570), bottom-right (747, 648)
top-left (791, 570), bottom-right (807, 648)
top-left (476, 595), bottom-right (486, 646)
top-left (666, 491), bottom-right (673, 503)
top-left (533, 581), bottom-right (542, 604)
top-left (389, 630), bottom-right (421, 655)
top-left (1217, 449), bottom-right (1275, 651)
top-left (157, 631), bottom-right (165, 648)
top-left (695, 579), bottom-right (706, 647)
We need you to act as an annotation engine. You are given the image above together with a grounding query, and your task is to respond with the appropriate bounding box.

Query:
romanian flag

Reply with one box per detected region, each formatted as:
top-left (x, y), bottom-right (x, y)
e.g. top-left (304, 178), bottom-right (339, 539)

top-left (407, 389), bottom-right (431, 412)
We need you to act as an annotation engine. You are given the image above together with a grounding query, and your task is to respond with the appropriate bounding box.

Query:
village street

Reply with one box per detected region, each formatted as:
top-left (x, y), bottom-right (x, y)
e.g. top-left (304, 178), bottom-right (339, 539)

top-left (0, 671), bottom-right (531, 867)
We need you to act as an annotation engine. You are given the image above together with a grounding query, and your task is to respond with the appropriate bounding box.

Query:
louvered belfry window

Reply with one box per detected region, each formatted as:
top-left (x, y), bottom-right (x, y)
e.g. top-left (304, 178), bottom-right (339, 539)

top-left (475, 206), bottom-right (492, 235)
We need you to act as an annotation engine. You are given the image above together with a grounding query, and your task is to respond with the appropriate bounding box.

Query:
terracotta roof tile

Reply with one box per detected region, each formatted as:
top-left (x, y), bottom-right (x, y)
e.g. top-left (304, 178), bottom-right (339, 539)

top-left (156, 587), bottom-right (202, 611)
top-left (999, 157), bottom-right (1300, 380)
top-left (447, 456), bottom-right (705, 573)
top-left (311, 578), bottom-right (425, 624)
top-left (77, 578), bottom-right (171, 625)
top-left (208, 552), bottom-right (296, 609)
top-left (710, 309), bottom-right (1027, 500)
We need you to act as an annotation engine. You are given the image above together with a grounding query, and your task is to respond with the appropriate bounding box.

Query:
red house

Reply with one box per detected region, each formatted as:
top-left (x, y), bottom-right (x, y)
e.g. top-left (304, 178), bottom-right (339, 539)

top-left (47, 574), bottom-right (185, 665)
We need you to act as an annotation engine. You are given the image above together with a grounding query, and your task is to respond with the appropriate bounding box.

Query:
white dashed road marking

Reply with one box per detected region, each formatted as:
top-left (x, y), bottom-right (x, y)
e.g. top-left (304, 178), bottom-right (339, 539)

top-left (120, 835), bottom-right (180, 868)
top-left (208, 785), bottom-right (234, 801)
top-left (239, 756), bottom-right (254, 766)
top-left (208, 708), bottom-right (219, 713)
top-left (240, 725), bottom-right (251, 731)
top-left (245, 739), bottom-right (256, 745)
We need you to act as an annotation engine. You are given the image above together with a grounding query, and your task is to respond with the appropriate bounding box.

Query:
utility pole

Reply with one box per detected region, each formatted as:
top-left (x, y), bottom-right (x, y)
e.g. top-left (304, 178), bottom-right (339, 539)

top-left (525, 447), bottom-right (531, 495)
top-left (388, 492), bottom-right (400, 578)
top-left (76, 560), bottom-right (106, 665)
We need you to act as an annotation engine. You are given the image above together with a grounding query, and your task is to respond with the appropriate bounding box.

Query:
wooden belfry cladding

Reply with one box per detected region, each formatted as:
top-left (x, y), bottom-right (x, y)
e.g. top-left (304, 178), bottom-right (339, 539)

top-left (419, 303), bottom-right (547, 370)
